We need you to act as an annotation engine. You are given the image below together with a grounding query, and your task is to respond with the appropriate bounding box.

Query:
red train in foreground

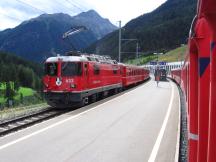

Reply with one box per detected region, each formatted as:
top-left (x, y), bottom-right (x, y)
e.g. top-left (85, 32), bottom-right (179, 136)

top-left (171, 0), bottom-right (216, 161)
top-left (43, 52), bottom-right (149, 108)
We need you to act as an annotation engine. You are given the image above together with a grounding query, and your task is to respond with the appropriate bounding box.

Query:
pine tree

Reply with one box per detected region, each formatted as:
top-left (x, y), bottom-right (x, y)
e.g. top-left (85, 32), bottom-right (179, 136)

top-left (5, 82), bottom-right (15, 100)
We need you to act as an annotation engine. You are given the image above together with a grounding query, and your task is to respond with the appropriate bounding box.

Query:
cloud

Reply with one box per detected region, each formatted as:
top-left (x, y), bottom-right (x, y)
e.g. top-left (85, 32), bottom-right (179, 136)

top-left (0, 0), bottom-right (167, 30)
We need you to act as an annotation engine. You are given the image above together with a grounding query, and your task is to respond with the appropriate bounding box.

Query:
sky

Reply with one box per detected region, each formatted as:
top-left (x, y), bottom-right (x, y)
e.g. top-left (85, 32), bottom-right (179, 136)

top-left (0, 0), bottom-right (167, 30)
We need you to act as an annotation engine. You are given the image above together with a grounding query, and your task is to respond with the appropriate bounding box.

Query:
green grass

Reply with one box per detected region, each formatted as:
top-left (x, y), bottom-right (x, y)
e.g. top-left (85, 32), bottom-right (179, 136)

top-left (18, 87), bottom-right (34, 97)
top-left (0, 85), bottom-right (35, 104)
top-left (126, 45), bottom-right (187, 65)
top-left (0, 84), bottom-right (5, 90)
top-left (0, 97), bottom-right (5, 103)
top-left (157, 45), bottom-right (187, 62)
top-left (0, 84), bottom-right (5, 103)
top-left (126, 54), bottom-right (158, 65)
top-left (14, 87), bottom-right (35, 100)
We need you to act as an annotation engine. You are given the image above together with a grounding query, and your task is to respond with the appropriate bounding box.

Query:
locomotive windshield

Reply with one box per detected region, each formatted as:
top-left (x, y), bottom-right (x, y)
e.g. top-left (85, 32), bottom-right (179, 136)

top-left (61, 62), bottom-right (82, 76)
top-left (45, 63), bottom-right (58, 76)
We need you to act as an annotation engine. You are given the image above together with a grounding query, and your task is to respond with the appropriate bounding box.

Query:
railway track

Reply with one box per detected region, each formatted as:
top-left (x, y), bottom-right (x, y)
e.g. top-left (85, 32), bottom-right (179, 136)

top-left (0, 108), bottom-right (67, 137)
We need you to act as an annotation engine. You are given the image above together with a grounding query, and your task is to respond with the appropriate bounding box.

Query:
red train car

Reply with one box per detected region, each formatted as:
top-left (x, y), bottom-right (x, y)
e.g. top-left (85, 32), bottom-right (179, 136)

top-left (171, 68), bottom-right (181, 85)
top-left (43, 53), bottom-right (149, 108)
top-left (120, 64), bottom-right (149, 87)
top-left (171, 0), bottom-right (216, 161)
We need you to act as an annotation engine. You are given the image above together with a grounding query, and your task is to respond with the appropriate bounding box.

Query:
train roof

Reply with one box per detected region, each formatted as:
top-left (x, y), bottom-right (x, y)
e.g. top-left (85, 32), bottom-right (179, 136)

top-left (45, 53), bottom-right (118, 65)
top-left (172, 68), bottom-right (182, 71)
top-left (46, 56), bottom-right (88, 63)
top-left (122, 63), bottom-right (145, 69)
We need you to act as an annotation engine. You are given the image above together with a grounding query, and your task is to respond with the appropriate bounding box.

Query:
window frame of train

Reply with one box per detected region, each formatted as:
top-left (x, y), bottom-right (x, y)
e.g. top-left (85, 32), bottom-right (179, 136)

top-left (93, 64), bottom-right (100, 75)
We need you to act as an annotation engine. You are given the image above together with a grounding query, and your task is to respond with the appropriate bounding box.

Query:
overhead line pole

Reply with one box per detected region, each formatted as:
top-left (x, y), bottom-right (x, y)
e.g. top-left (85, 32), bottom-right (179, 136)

top-left (121, 38), bottom-right (138, 65)
top-left (117, 21), bottom-right (139, 64)
top-left (136, 42), bottom-right (139, 65)
top-left (118, 21), bottom-right (121, 63)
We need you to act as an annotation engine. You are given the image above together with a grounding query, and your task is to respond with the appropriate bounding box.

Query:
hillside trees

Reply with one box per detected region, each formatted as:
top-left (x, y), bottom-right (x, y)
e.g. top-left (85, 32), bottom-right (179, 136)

top-left (0, 52), bottom-right (43, 90)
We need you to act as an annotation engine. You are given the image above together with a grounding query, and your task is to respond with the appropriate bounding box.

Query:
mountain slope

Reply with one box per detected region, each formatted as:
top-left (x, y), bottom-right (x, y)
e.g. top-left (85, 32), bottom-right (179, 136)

top-left (0, 10), bottom-right (117, 62)
top-left (87, 0), bottom-right (197, 61)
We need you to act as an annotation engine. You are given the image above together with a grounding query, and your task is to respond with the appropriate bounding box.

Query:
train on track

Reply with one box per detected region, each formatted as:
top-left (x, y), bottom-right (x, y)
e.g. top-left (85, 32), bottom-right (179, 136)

top-left (171, 0), bottom-right (216, 161)
top-left (43, 52), bottom-right (150, 108)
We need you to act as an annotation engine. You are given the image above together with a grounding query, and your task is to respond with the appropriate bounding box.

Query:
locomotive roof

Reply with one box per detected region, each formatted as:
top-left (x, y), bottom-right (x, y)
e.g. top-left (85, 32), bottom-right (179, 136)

top-left (46, 56), bottom-right (88, 63)
top-left (46, 54), bottom-right (118, 65)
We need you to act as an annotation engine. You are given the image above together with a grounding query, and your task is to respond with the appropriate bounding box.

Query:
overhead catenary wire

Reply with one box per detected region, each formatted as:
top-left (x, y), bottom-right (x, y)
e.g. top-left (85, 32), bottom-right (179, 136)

top-left (52, 0), bottom-right (80, 15)
top-left (64, 0), bottom-right (84, 12)
top-left (0, 13), bottom-right (23, 22)
top-left (6, 0), bottom-right (88, 21)
top-left (66, 0), bottom-right (88, 11)
top-left (0, 0), bottom-right (47, 29)
top-left (15, 0), bottom-right (47, 14)
top-left (1, 0), bottom-right (89, 30)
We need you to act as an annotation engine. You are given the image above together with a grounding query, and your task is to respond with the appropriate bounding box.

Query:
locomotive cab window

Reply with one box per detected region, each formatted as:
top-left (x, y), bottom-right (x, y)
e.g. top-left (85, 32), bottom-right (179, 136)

top-left (61, 62), bottom-right (82, 77)
top-left (45, 63), bottom-right (58, 76)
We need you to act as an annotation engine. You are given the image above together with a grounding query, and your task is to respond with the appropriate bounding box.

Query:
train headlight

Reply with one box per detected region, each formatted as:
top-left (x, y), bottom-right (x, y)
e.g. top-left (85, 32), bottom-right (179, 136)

top-left (70, 84), bottom-right (76, 88)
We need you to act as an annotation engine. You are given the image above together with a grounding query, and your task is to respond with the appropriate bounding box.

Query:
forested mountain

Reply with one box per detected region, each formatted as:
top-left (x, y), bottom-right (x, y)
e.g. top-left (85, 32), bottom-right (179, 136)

top-left (0, 10), bottom-right (117, 62)
top-left (86, 0), bottom-right (197, 61)
top-left (0, 51), bottom-right (43, 90)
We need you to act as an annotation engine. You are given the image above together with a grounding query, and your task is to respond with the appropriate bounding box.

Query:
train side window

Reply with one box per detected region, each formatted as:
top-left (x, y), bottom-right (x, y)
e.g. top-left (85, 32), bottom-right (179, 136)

top-left (94, 64), bottom-right (100, 75)
top-left (84, 63), bottom-right (88, 76)
top-left (120, 67), bottom-right (123, 74)
top-left (113, 66), bottom-right (118, 74)
top-left (113, 69), bottom-right (118, 74)
top-left (84, 64), bottom-right (88, 68)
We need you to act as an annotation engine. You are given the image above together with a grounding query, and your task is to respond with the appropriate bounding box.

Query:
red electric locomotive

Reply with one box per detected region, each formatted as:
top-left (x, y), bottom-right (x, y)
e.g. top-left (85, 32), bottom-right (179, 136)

top-left (43, 52), bottom-right (150, 108)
